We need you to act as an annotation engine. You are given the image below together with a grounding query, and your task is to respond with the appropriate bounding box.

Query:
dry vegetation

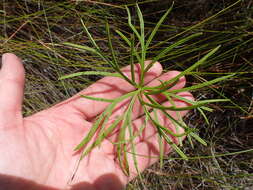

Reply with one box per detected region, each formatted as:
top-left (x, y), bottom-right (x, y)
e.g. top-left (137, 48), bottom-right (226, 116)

top-left (1, 0), bottom-right (252, 189)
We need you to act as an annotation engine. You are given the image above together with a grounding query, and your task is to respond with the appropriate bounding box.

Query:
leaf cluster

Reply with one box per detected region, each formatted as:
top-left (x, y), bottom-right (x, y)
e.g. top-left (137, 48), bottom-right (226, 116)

top-left (60, 4), bottom-right (233, 176)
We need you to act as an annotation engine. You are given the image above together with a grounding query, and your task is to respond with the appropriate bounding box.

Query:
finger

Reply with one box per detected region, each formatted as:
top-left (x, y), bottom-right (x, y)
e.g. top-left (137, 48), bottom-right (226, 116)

top-left (0, 53), bottom-right (25, 127)
top-left (107, 71), bottom-right (186, 122)
top-left (113, 92), bottom-right (194, 179)
top-left (56, 61), bottom-right (163, 120)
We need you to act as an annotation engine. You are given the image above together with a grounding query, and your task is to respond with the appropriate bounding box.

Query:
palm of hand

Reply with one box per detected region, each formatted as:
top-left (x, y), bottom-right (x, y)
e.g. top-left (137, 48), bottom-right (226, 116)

top-left (0, 54), bottom-right (192, 190)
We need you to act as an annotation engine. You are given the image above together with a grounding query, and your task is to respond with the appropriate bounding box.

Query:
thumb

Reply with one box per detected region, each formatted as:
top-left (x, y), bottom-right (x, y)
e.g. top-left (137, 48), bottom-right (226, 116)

top-left (0, 53), bottom-right (25, 126)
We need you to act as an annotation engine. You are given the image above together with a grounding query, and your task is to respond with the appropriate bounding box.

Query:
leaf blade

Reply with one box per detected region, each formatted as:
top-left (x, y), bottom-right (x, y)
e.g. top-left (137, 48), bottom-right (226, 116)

top-left (59, 71), bottom-right (121, 80)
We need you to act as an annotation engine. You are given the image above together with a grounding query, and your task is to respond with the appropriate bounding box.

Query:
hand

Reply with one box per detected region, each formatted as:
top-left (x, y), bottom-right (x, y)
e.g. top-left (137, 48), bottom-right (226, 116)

top-left (0, 53), bottom-right (193, 190)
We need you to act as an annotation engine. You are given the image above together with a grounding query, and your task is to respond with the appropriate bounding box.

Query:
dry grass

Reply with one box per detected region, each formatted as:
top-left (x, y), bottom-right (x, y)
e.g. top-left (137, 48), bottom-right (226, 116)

top-left (1, 0), bottom-right (252, 189)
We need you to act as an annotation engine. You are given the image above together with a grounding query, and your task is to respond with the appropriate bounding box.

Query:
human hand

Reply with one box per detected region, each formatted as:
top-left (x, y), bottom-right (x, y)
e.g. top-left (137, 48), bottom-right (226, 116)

top-left (0, 53), bottom-right (193, 190)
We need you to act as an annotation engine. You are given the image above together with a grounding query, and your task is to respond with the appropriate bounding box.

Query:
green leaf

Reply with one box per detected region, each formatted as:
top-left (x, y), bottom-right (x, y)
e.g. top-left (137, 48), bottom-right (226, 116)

top-left (126, 6), bottom-right (141, 40)
top-left (146, 2), bottom-right (174, 49)
top-left (189, 132), bottom-right (207, 146)
top-left (59, 71), bottom-right (121, 80)
top-left (106, 19), bottom-right (119, 69)
top-left (115, 30), bottom-right (131, 46)
top-left (63, 42), bottom-right (114, 68)
top-left (164, 92), bottom-right (229, 110)
top-left (105, 20), bottom-right (137, 86)
top-left (143, 94), bottom-right (194, 136)
top-left (163, 92), bottom-right (211, 111)
top-left (187, 135), bottom-right (194, 149)
top-left (169, 74), bottom-right (235, 93)
top-left (81, 115), bottom-right (124, 158)
top-left (126, 95), bottom-right (140, 175)
top-left (102, 115), bottom-right (124, 138)
top-left (136, 4), bottom-right (146, 70)
top-left (80, 19), bottom-right (126, 74)
top-left (143, 105), bottom-right (188, 159)
top-left (144, 106), bottom-right (187, 137)
top-left (65, 31), bottom-right (135, 86)
top-left (75, 90), bottom-right (138, 152)
top-left (154, 110), bottom-right (165, 169)
top-left (153, 32), bottom-right (202, 62)
top-left (144, 79), bottom-right (179, 95)
top-left (142, 100), bottom-right (224, 111)
top-left (80, 19), bottom-right (100, 50)
top-left (166, 95), bottom-right (183, 146)
top-left (145, 46), bottom-right (223, 94)
top-left (126, 5), bottom-right (145, 80)
top-left (117, 95), bottom-right (137, 176)
top-left (115, 29), bottom-right (142, 64)
top-left (170, 142), bottom-right (188, 160)
top-left (197, 107), bottom-right (210, 124)
top-left (80, 95), bottom-right (115, 103)
top-left (136, 4), bottom-right (144, 44)
top-left (130, 34), bottom-right (136, 83)
top-left (158, 123), bottom-right (188, 160)
top-left (144, 33), bottom-right (203, 73)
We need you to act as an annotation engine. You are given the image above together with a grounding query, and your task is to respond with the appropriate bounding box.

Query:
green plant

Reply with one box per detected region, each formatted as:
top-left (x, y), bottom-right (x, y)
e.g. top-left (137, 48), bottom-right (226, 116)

top-left (60, 4), bottom-right (233, 176)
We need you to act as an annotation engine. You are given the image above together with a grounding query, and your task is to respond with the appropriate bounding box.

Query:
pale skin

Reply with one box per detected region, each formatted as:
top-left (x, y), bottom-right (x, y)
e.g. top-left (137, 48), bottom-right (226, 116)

top-left (0, 53), bottom-right (193, 190)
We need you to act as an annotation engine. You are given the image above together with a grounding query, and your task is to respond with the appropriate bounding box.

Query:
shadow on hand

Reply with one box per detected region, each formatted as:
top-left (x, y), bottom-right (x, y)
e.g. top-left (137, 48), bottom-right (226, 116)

top-left (71, 174), bottom-right (124, 190)
top-left (0, 173), bottom-right (124, 190)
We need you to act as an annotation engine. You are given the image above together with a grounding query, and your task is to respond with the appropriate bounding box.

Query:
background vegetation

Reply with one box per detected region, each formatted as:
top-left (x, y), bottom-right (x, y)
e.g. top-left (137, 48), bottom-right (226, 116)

top-left (1, 0), bottom-right (252, 189)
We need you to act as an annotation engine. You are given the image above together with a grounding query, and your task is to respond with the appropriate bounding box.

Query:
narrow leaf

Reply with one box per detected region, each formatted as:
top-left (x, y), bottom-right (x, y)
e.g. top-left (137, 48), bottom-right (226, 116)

top-left (130, 34), bottom-right (136, 83)
top-left (159, 126), bottom-right (188, 160)
top-left (144, 32), bottom-right (203, 73)
top-left (145, 46), bottom-right (224, 94)
top-left (59, 71), bottom-right (120, 80)
top-left (190, 132), bottom-right (207, 146)
top-left (126, 6), bottom-right (141, 40)
top-left (197, 107), bottom-right (210, 124)
top-left (154, 110), bottom-right (165, 169)
top-left (81, 19), bottom-right (100, 50)
top-left (106, 19), bottom-right (119, 69)
top-left (144, 106), bottom-right (187, 137)
top-left (136, 3), bottom-right (146, 72)
top-left (75, 90), bottom-right (138, 152)
top-left (169, 74), bottom-right (235, 94)
top-left (115, 30), bottom-right (131, 46)
top-left (80, 95), bottom-right (115, 103)
top-left (146, 3), bottom-right (174, 49)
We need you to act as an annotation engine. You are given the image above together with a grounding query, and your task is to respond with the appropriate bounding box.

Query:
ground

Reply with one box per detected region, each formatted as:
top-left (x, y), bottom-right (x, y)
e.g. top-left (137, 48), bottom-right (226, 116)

top-left (1, 0), bottom-right (252, 189)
